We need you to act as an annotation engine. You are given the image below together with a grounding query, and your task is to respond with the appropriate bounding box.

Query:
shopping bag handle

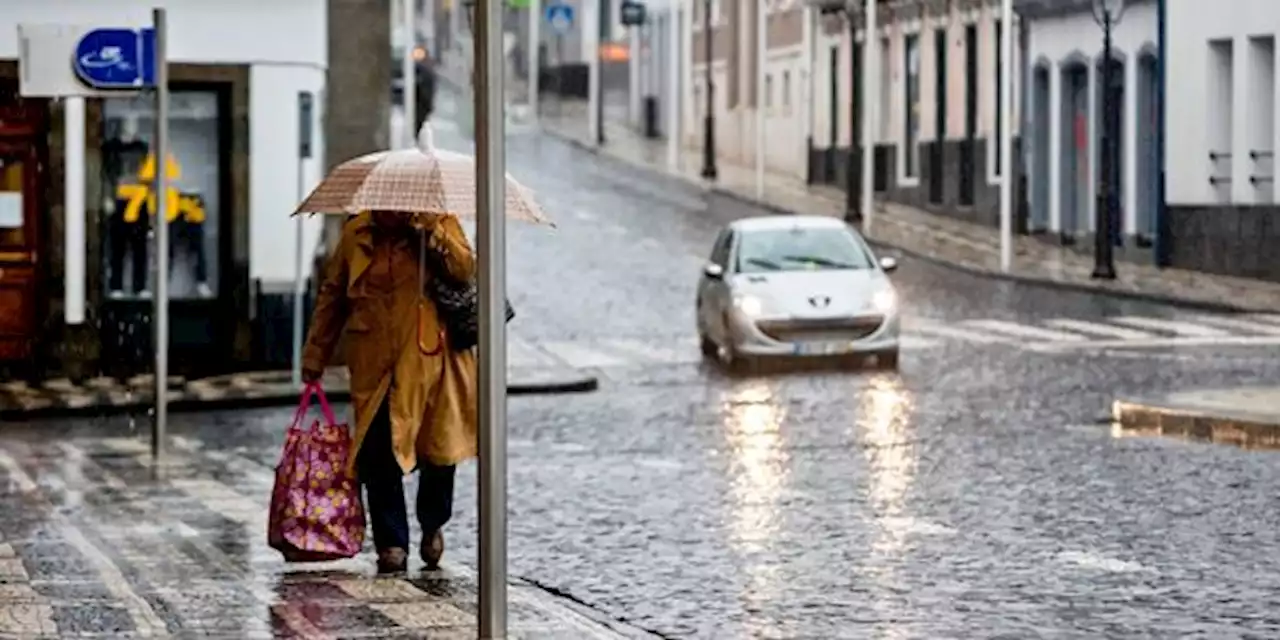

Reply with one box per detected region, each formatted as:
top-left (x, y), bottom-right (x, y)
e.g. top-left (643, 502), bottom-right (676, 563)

top-left (292, 381), bottom-right (339, 429)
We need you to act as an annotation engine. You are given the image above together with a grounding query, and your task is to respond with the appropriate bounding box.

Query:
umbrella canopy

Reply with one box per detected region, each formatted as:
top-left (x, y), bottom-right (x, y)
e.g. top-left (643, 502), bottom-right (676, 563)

top-left (293, 126), bottom-right (551, 225)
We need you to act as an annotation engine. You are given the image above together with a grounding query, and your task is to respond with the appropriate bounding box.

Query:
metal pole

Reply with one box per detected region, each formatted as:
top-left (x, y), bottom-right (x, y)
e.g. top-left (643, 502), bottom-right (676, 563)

top-left (860, 0), bottom-right (876, 232)
top-left (754, 0), bottom-right (765, 198)
top-left (151, 8), bottom-right (169, 462)
top-left (474, 0), bottom-right (509, 634)
top-left (700, 0), bottom-right (717, 179)
top-left (1092, 11), bottom-right (1116, 279)
top-left (846, 15), bottom-right (860, 221)
top-left (1155, 0), bottom-right (1167, 266)
top-left (291, 151), bottom-right (305, 387)
top-left (666, 5), bottom-right (680, 170)
top-left (597, 0), bottom-right (607, 144)
top-left (529, 0), bottom-right (541, 118)
top-left (587, 0), bottom-right (602, 145)
top-left (998, 0), bottom-right (1013, 272)
top-left (404, 0), bottom-right (419, 147)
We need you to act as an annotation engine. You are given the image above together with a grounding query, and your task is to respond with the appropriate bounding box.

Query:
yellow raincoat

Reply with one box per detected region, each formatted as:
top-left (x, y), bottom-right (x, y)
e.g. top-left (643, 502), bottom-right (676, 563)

top-left (302, 212), bottom-right (478, 475)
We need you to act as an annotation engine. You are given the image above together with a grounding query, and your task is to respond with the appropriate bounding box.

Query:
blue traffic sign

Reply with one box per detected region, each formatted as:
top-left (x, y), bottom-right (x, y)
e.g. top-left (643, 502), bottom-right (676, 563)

top-left (74, 28), bottom-right (156, 89)
top-left (545, 3), bottom-right (573, 33)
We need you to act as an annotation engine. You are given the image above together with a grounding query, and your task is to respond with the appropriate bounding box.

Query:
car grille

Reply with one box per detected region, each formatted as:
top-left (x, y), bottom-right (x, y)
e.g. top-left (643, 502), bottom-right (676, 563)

top-left (756, 315), bottom-right (886, 343)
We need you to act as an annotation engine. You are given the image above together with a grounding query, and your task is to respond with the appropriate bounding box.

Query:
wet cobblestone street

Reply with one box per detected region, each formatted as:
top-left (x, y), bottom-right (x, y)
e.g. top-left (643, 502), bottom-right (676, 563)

top-left (2, 111), bottom-right (1280, 638)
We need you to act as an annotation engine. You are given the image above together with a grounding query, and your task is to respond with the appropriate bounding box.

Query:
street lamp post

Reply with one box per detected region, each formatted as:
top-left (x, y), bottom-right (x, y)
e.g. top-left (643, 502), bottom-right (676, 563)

top-left (1091, 0), bottom-right (1125, 280)
top-left (700, 0), bottom-right (718, 180)
top-left (845, 10), bottom-right (861, 223)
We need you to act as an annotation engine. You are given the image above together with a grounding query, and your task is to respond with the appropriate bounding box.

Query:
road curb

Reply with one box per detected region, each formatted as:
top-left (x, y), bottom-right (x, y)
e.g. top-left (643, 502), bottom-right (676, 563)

top-left (540, 126), bottom-right (1266, 314)
top-left (1112, 399), bottom-right (1280, 449)
top-left (0, 375), bottom-right (600, 422)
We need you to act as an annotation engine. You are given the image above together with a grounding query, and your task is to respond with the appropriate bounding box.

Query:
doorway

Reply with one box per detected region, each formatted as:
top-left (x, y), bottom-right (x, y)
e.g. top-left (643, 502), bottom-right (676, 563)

top-left (1031, 63), bottom-right (1050, 231)
top-left (930, 27), bottom-right (947, 204)
top-left (1136, 52), bottom-right (1158, 243)
top-left (960, 23), bottom-right (978, 206)
top-left (0, 88), bottom-right (45, 366)
top-left (1060, 61), bottom-right (1089, 240)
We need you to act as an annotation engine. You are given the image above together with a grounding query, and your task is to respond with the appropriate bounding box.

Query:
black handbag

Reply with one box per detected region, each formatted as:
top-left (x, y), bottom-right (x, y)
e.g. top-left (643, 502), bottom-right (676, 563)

top-left (421, 229), bottom-right (515, 351)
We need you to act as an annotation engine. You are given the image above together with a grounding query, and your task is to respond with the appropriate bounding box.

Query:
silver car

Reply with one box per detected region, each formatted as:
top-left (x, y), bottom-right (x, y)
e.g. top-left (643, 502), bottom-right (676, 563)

top-left (695, 215), bottom-right (901, 370)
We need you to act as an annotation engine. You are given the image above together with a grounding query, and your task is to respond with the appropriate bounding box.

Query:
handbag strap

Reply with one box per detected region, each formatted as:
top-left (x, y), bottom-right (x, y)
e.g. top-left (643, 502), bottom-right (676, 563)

top-left (292, 381), bottom-right (338, 429)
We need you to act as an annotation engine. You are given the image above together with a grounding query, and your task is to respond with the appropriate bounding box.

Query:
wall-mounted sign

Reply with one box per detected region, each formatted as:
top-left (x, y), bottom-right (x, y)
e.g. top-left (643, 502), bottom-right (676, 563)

top-left (298, 92), bottom-right (314, 159)
top-left (545, 2), bottom-right (574, 34)
top-left (73, 27), bottom-right (156, 89)
top-left (620, 0), bottom-right (647, 26)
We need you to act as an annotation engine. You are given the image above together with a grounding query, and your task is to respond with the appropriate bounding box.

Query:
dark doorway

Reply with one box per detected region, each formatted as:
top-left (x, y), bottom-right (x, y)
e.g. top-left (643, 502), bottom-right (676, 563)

top-left (1032, 64), bottom-right (1050, 231)
top-left (1136, 53), bottom-right (1158, 243)
top-left (1060, 62), bottom-right (1089, 240)
top-left (930, 27), bottom-right (947, 204)
top-left (960, 23), bottom-right (978, 206)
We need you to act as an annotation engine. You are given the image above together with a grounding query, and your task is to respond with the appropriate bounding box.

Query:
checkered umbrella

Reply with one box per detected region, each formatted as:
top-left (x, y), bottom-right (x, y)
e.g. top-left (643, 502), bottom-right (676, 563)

top-left (292, 126), bottom-right (550, 225)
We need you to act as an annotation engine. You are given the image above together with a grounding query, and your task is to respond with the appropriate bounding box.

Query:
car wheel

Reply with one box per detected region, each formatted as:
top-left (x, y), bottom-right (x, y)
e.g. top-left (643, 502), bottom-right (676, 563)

top-left (874, 349), bottom-right (899, 371)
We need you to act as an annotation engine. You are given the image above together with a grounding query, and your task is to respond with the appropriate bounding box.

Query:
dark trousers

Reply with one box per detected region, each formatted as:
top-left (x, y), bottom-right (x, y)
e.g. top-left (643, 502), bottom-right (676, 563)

top-left (172, 217), bottom-right (209, 284)
top-left (108, 200), bottom-right (150, 293)
top-left (357, 401), bottom-right (456, 551)
top-left (107, 206), bottom-right (209, 293)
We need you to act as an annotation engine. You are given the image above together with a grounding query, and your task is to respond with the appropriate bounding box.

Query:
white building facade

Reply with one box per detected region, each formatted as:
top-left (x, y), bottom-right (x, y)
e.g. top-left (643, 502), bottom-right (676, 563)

top-left (1021, 0), bottom-right (1158, 251)
top-left (1162, 0), bottom-right (1280, 280)
top-left (0, 0), bottom-right (327, 376)
top-left (684, 0), bottom-right (811, 179)
top-left (804, 0), bottom-right (1020, 227)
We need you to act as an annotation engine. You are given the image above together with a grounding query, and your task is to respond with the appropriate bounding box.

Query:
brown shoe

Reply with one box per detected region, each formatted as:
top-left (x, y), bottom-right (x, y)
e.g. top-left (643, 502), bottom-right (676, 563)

top-left (420, 530), bottom-right (444, 569)
top-left (376, 547), bottom-right (408, 574)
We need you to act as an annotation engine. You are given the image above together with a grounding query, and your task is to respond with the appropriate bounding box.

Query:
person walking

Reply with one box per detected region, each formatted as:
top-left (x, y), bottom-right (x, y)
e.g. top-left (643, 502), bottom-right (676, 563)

top-left (300, 209), bottom-right (477, 574)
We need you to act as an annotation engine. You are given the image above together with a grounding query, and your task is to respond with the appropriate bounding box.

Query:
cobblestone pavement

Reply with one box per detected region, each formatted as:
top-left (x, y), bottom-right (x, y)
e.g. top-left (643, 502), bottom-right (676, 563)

top-left (8, 93), bottom-right (1280, 638)
top-left (0, 429), bottom-right (654, 639)
top-left (538, 99), bottom-right (1280, 313)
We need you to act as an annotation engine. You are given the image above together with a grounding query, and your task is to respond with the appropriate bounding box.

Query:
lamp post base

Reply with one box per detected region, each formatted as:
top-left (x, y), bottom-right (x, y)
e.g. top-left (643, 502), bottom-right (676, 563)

top-left (1090, 265), bottom-right (1117, 280)
top-left (700, 116), bottom-right (717, 180)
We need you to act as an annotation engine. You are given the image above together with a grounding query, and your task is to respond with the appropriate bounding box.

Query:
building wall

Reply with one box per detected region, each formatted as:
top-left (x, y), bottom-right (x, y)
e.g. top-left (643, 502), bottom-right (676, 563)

top-left (1163, 0), bottom-right (1280, 281)
top-left (685, 1), bottom-right (808, 179)
top-left (807, 0), bottom-right (1021, 227)
top-left (1025, 1), bottom-right (1157, 242)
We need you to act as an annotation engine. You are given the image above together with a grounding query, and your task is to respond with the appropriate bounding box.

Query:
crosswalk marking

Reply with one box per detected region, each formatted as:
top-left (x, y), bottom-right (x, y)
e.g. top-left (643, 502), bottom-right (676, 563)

top-left (1107, 316), bottom-right (1229, 337)
top-left (604, 338), bottom-right (699, 365)
top-left (899, 335), bottom-right (941, 350)
top-left (1181, 314), bottom-right (1280, 335)
top-left (1043, 318), bottom-right (1157, 340)
top-left (522, 311), bottom-right (1280, 371)
top-left (541, 341), bottom-right (632, 368)
top-left (911, 320), bottom-right (1019, 343)
top-left (509, 338), bottom-right (560, 369)
top-left (1247, 314), bottom-right (1280, 325)
top-left (961, 319), bottom-right (1089, 342)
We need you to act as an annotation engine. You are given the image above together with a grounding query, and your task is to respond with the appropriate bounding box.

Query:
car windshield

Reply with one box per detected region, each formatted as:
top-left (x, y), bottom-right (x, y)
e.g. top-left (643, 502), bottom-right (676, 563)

top-left (736, 226), bottom-right (874, 273)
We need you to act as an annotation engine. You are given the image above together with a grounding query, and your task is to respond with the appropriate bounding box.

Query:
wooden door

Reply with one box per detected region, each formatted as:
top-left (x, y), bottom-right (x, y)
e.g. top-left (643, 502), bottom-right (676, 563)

top-left (0, 138), bottom-right (40, 361)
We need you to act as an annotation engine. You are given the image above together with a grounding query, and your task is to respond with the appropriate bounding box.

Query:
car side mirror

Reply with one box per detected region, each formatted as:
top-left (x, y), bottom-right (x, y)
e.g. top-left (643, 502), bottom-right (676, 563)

top-left (878, 256), bottom-right (898, 273)
top-left (703, 263), bottom-right (725, 279)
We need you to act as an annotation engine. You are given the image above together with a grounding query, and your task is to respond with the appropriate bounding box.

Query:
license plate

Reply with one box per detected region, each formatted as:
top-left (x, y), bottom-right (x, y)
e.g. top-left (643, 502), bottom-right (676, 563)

top-left (794, 341), bottom-right (852, 356)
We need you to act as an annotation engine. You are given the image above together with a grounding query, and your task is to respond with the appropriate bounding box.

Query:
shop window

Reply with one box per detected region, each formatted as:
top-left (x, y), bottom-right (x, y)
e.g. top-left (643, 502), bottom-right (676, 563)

top-left (100, 91), bottom-right (221, 300)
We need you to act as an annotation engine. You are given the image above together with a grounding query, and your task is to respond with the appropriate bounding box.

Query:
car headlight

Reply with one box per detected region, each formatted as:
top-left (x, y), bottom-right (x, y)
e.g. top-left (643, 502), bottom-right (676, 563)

top-left (871, 289), bottom-right (896, 312)
top-left (734, 294), bottom-right (764, 317)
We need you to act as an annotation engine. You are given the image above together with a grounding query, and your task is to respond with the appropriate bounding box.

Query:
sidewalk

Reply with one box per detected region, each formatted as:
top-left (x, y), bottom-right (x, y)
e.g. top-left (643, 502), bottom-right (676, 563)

top-left (1113, 386), bottom-right (1280, 450)
top-left (0, 340), bottom-right (598, 419)
top-left (539, 99), bottom-right (1280, 313)
top-left (0, 428), bottom-right (653, 639)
